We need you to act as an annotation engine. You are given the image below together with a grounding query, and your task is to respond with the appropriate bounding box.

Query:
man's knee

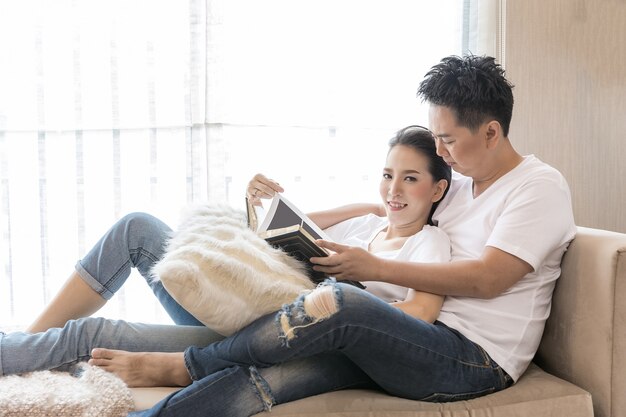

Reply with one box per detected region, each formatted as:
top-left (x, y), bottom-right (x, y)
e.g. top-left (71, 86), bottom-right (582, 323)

top-left (303, 285), bottom-right (338, 319)
top-left (278, 283), bottom-right (342, 343)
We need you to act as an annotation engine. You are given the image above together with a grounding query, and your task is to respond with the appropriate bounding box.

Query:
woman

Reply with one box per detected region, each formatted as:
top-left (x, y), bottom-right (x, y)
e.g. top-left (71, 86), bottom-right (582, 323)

top-left (0, 127), bottom-right (450, 385)
top-left (96, 125), bottom-right (454, 415)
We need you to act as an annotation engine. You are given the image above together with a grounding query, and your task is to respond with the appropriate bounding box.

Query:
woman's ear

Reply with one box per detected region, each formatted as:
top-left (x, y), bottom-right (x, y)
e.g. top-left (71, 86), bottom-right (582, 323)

top-left (431, 179), bottom-right (448, 203)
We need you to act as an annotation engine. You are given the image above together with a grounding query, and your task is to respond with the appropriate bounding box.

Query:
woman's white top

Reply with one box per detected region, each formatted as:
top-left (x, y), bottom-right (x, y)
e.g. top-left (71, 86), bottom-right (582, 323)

top-left (324, 214), bottom-right (451, 302)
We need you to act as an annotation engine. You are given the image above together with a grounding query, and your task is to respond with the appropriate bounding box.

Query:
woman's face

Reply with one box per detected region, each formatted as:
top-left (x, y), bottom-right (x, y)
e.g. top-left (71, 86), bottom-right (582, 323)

top-left (379, 144), bottom-right (445, 232)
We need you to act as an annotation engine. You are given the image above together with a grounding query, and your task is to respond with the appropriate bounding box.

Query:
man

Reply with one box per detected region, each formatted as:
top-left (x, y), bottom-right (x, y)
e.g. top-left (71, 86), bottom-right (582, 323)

top-left (315, 54), bottom-right (576, 384)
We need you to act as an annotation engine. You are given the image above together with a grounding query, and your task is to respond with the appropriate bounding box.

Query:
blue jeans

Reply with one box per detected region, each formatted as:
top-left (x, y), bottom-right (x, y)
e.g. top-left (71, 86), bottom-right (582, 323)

top-left (1, 212), bottom-right (223, 375)
top-left (135, 282), bottom-right (512, 417)
top-left (0, 318), bottom-right (223, 375)
top-left (131, 353), bottom-right (375, 417)
top-left (76, 212), bottom-right (203, 326)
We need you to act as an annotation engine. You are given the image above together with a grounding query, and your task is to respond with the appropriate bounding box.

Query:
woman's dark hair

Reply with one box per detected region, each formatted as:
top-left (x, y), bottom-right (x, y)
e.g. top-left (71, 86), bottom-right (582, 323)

top-left (388, 125), bottom-right (451, 224)
top-left (417, 54), bottom-right (514, 136)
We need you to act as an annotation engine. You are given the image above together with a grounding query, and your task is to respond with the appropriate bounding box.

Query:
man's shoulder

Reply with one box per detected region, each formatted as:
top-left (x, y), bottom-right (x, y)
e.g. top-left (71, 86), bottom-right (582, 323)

top-left (513, 155), bottom-right (572, 197)
top-left (517, 155), bottom-right (565, 180)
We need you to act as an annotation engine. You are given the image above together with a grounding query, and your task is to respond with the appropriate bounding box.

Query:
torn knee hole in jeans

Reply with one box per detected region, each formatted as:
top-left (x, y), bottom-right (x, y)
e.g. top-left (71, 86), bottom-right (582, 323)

top-left (278, 283), bottom-right (341, 343)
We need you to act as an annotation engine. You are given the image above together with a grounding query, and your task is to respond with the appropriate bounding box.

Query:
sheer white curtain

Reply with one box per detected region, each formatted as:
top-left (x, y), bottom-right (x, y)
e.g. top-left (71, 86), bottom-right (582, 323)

top-left (0, 0), bottom-right (207, 329)
top-left (212, 1), bottom-right (464, 211)
top-left (0, 0), bottom-right (494, 330)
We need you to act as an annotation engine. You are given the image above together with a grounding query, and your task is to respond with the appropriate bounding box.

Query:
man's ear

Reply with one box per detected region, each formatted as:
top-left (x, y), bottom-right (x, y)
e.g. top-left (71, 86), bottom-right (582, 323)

top-left (484, 120), bottom-right (502, 149)
top-left (431, 179), bottom-right (449, 203)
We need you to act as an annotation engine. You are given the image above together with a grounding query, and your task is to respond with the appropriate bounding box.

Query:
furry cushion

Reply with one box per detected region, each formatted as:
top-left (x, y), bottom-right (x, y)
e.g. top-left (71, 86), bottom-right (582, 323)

top-left (0, 363), bottom-right (133, 417)
top-left (151, 203), bottom-right (315, 336)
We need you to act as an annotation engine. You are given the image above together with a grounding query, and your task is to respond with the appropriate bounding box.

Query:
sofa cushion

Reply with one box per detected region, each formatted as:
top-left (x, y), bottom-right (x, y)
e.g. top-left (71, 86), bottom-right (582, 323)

top-left (131, 363), bottom-right (592, 416)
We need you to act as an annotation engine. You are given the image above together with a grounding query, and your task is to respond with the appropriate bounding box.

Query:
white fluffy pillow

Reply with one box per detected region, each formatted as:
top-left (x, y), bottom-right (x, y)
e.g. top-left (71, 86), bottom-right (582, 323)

top-left (0, 364), bottom-right (134, 417)
top-left (151, 203), bottom-right (315, 336)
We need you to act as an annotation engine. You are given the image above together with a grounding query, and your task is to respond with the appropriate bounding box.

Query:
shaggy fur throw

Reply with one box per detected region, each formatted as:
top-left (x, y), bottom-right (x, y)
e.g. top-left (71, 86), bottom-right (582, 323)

top-left (0, 363), bottom-right (134, 417)
top-left (151, 203), bottom-right (315, 336)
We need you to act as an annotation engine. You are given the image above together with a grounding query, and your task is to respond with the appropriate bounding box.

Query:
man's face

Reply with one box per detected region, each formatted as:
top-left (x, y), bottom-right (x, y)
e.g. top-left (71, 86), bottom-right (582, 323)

top-left (428, 105), bottom-right (489, 179)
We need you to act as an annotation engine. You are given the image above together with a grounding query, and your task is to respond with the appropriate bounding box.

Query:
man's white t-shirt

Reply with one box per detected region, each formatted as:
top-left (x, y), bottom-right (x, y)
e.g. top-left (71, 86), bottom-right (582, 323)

top-left (324, 214), bottom-right (451, 302)
top-left (433, 155), bottom-right (576, 381)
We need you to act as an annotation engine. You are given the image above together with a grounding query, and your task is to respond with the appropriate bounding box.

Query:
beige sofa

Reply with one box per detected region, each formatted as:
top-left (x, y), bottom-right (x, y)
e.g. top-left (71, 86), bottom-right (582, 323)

top-left (132, 226), bottom-right (626, 417)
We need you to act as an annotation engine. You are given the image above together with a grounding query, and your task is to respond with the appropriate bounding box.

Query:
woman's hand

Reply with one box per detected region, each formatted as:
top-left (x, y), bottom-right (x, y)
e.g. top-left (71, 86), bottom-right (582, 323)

top-left (246, 173), bottom-right (284, 206)
top-left (311, 240), bottom-right (384, 282)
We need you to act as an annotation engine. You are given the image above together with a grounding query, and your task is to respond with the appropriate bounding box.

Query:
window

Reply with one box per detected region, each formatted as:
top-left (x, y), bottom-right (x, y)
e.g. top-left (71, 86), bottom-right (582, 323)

top-left (0, 0), bottom-right (492, 330)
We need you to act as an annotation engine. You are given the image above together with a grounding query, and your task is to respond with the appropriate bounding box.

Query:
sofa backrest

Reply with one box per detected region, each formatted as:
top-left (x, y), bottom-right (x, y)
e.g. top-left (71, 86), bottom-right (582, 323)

top-left (535, 226), bottom-right (626, 417)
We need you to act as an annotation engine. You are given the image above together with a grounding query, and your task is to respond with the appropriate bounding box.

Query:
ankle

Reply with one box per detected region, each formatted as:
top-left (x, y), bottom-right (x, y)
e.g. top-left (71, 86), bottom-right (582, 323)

top-left (168, 353), bottom-right (192, 386)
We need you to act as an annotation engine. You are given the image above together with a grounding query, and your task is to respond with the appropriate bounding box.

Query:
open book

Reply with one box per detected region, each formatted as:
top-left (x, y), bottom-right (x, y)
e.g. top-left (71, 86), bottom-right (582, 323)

top-left (246, 194), bottom-right (364, 288)
top-left (246, 194), bottom-right (330, 283)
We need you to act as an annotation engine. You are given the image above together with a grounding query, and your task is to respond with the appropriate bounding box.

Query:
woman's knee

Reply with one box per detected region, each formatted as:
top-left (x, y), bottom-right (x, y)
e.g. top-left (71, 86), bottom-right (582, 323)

top-left (117, 212), bottom-right (169, 237)
top-left (113, 212), bottom-right (171, 258)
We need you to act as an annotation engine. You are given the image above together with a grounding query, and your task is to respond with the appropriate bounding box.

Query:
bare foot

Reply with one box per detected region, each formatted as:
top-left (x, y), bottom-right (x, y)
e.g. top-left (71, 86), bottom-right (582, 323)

top-left (88, 348), bottom-right (191, 388)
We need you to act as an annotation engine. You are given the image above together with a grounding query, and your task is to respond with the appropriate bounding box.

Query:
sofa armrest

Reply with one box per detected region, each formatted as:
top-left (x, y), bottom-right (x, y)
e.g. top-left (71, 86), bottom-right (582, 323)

top-left (535, 226), bottom-right (626, 417)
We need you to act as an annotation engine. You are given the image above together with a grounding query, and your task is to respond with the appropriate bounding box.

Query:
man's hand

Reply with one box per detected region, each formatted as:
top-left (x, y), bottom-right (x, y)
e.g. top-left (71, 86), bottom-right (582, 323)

top-left (311, 240), bottom-right (383, 281)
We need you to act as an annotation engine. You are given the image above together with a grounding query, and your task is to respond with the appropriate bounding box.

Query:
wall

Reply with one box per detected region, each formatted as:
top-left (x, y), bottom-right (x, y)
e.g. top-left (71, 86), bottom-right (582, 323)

top-left (504, 0), bottom-right (626, 233)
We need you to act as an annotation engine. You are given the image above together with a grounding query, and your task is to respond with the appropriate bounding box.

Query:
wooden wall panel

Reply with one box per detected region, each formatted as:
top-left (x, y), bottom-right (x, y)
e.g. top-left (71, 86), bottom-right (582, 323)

top-left (504, 0), bottom-right (626, 232)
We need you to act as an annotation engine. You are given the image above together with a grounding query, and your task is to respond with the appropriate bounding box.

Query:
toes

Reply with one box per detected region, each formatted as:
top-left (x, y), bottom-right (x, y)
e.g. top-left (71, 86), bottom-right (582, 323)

top-left (91, 347), bottom-right (113, 359)
top-left (88, 357), bottom-right (108, 367)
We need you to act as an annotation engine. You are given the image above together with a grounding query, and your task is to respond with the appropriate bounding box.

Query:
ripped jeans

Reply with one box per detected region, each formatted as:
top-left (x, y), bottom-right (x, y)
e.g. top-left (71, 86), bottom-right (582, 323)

top-left (135, 281), bottom-right (512, 417)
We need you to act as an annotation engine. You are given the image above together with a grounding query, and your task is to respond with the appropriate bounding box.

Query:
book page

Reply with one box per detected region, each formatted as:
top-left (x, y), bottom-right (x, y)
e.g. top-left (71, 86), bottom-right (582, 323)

top-left (258, 194), bottom-right (332, 242)
top-left (245, 197), bottom-right (267, 231)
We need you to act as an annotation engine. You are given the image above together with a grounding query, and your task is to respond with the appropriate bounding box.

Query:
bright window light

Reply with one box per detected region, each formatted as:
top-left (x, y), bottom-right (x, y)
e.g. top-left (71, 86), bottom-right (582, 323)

top-left (0, 0), bottom-right (465, 329)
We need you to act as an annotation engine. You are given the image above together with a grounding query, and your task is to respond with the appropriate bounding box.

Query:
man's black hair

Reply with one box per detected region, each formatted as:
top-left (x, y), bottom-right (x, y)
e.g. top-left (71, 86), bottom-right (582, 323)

top-left (417, 55), bottom-right (514, 136)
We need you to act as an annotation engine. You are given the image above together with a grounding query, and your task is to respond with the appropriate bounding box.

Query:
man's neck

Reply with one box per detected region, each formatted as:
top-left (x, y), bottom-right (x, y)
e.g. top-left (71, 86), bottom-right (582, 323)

top-left (473, 150), bottom-right (524, 198)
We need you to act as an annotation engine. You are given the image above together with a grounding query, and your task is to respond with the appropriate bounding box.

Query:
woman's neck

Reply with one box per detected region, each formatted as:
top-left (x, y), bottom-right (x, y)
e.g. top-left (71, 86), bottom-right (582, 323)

top-left (369, 220), bottom-right (427, 253)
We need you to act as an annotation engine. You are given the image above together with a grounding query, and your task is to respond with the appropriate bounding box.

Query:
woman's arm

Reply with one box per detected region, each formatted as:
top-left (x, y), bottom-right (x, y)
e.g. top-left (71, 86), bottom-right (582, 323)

top-left (392, 290), bottom-right (444, 323)
top-left (307, 203), bottom-right (385, 230)
top-left (247, 173), bottom-right (384, 229)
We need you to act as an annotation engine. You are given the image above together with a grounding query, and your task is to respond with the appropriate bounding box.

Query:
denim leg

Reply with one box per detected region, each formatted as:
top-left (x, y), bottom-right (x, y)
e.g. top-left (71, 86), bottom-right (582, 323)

top-left (130, 353), bottom-right (374, 417)
top-left (0, 317), bottom-right (224, 376)
top-left (255, 353), bottom-right (375, 405)
top-left (76, 212), bottom-right (202, 325)
top-left (129, 366), bottom-right (263, 417)
top-left (185, 282), bottom-right (511, 402)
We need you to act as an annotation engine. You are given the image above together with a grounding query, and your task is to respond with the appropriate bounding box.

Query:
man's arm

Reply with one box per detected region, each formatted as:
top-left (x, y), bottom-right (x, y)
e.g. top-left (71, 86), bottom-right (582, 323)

top-left (307, 203), bottom-right (385, 230)
top-left (313, 241), bottom-right (532, 299)
top-left (384, 247), bottom-right (533, 298)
